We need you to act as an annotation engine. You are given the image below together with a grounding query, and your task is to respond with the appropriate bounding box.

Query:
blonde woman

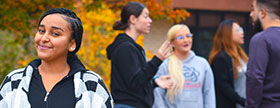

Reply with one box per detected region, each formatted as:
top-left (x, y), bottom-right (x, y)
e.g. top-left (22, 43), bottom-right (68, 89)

top-left (153, 24), bottom-right (215, 108)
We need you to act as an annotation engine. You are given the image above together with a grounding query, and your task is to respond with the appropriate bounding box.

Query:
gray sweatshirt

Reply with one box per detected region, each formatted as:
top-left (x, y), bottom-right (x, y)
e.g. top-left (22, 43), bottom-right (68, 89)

top-left (153, 50), bottom-right (216, 108)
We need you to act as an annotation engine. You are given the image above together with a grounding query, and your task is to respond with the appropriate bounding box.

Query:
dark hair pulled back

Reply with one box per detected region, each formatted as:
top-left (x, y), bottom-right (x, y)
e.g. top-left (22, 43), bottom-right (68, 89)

top-left (113, 2), bottom-right (145, 30)
top-left (38, 8), bottom-right (84, 64)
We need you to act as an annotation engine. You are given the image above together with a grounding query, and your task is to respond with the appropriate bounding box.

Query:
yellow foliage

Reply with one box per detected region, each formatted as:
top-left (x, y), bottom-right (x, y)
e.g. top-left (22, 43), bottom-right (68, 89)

top-left (75, 2), bottom-right (120, 88)
top-left (73, 0), bottom-right (190, 89)
top-left (13, 0), bottom-right (189, 88)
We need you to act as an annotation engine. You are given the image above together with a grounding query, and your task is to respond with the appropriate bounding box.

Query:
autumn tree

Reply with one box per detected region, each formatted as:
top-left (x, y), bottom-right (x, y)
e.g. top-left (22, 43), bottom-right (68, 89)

top-left (0, 0), bottom-right (74, 81)
top-left (0, 0), bottom-right (74, 43)
top-left (76, 0), bottom-right (190, 87)
top-left (0, 0), bottom-right (190, 87)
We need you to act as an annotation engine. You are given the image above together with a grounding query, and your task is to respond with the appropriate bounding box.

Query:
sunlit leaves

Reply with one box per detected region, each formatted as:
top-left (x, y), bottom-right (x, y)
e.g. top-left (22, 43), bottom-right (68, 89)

top-left (0, 0), bottom-right (75, 82)
top-left (76, 1), bottom-right (119, 87)
top-left (75, 0), bottom-right (190, 88)
top-left (0, 0), bottom-right (190, 87)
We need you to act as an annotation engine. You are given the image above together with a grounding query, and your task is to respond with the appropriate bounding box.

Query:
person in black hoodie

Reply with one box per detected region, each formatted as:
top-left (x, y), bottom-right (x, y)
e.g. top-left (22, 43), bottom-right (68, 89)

top-left (106, 2), bottom-right (173, 108)
top-left (208, 19), bottom-right (248, 108)
top-left (0, 8), bottom-right (113, 108)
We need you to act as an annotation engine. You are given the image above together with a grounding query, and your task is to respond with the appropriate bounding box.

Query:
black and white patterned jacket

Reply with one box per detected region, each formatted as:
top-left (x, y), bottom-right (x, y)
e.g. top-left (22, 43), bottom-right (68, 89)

top-left (0, 59), bottom-right (113, 108)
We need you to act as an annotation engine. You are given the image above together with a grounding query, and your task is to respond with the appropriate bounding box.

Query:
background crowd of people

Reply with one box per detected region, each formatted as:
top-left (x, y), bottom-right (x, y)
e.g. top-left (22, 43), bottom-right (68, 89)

top-left (0, 0), bottom-right (280, 108)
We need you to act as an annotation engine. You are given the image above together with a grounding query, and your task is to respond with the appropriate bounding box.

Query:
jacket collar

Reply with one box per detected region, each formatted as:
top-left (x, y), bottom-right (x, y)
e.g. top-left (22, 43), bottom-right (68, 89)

top-left (27, 58), bottom-right (87, 78)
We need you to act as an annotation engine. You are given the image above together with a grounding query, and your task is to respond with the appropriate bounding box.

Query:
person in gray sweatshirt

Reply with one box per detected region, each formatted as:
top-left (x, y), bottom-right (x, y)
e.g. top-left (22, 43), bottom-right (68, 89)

top-left (152, 24), bottom-right (216, 108)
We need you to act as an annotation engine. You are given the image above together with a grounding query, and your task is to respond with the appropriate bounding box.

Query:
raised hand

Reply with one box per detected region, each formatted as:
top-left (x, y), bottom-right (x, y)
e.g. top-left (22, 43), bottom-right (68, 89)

top-left (155, 40), bottom-right (173, 61)
top-left (155, 75), bottom-right (173, 89)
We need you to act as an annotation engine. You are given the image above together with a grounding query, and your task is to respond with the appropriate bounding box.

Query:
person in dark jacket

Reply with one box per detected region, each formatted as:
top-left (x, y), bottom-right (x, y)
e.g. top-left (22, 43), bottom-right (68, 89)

top-left (246, 0), bottom-right (280, 107)
top-left (208, 19), bottom-right (248, 108)
top-left (106, 2), bottom-right (173, 108)
top-left (0, 8), bottom-right (113, 108)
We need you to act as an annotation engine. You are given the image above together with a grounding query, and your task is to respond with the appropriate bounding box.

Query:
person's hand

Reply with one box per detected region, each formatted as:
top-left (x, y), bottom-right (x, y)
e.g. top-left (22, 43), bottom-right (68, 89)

top-left (155, 40), bottom-right (173, 61)
top-left (155, 75), bottom-right (173, 89)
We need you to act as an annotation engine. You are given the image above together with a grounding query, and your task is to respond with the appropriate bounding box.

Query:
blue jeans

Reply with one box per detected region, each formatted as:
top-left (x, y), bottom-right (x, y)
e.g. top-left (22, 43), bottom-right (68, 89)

top-left (114, 104), bottom-right (135, 108)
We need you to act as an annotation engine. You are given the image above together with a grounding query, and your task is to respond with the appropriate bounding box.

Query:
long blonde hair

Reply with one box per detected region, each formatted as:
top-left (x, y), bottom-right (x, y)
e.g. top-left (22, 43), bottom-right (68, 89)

top-left (166, 24), bottom-right (189, 103)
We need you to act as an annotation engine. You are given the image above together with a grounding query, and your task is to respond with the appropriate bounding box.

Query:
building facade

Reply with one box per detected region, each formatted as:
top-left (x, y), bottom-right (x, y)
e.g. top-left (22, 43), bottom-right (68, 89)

top-left (144, 0), bottom-right (253, 59)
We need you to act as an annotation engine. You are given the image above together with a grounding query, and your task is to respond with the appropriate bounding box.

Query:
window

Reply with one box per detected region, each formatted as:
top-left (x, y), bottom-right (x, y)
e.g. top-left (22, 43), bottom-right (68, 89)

top-left (181, 9), bottom-right (251, 59)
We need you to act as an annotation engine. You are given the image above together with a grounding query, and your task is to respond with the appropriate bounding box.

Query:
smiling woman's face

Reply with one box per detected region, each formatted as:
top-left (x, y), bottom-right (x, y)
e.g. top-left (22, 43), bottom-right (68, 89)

top-left (172, 27), bottom-right (193, 54)
top-left (35, 14), bottom-right (75, 61)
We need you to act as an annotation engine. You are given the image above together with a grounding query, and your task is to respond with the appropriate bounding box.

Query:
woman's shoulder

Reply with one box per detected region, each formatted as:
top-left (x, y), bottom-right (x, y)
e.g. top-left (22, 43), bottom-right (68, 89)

top-left (117, 41), bottom-right (136, 50)
top-left (74, 70), bottom-right (114, 107)
top-left (75, 70), bottom-right (109, 91)
top-left (0, 67), bottom-right (26, 91)
top-left (190, 56), bottom-right (212, 69)
top-left (114, 34), bottom-right (136, 48)
top-left (211, 50), bottom-right (232, 66)
top-left (213, 50), bottom-right (231, 60)
top-left (111, 40), bottom-right (137, 55)
top-left (7, 68), bottom-right (26, 77)
top-left (79, 70), bottom-right (103, 81)
top-left (194, 55), bottom-right (208, 62)
top-left (3, 67), bottom-right (28, 82)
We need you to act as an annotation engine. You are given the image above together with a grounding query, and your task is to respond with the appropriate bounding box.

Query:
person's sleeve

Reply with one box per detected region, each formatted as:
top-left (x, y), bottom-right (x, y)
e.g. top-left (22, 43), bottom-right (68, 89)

top-left (113, 44), bottom-right (162, 90)
top-left (97, 78), bottom-right (114, 108)
top-left (203, 61), bottom-right (216, 108)
top-left (153, 62), bottom-right (169, 108)
top-left (246, 34), bottom-right (268, 108)
top-left (152, 60), bottom-right (168, 88)
top-left (211, 56), bottom-right (245, 106)
top-left (0, 76), bottom-right (9, 108)
top-left (0, 68), bottom-right (25, 108)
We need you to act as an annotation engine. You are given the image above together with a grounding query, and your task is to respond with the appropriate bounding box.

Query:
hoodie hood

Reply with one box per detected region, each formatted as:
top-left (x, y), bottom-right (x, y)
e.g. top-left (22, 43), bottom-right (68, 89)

top-left (182, 50), bottom-right (196, 64)
top-left (29, 56), bottom-right (87, 77)
top-left (106, 33), bottom-right (141, 60)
